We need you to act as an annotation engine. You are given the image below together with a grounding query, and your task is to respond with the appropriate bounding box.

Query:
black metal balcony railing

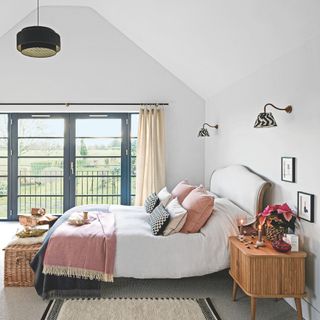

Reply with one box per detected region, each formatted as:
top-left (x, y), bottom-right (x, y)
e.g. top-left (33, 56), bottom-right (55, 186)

top-left (18, 170), bottom-right (128, 214)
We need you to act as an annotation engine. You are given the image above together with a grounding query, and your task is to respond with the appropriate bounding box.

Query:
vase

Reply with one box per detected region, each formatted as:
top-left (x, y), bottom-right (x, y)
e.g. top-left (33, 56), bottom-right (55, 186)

top-left (266, 226), bottom-right (287, 242)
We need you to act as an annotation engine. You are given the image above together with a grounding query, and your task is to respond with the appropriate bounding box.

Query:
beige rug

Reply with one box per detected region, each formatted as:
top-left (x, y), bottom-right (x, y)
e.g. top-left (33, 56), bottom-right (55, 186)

top-left (43, 298), bottom-right (221, 320)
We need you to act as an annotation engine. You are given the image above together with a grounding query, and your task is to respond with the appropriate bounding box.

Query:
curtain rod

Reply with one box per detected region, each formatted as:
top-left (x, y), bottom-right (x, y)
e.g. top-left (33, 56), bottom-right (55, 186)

top-left (0, 102), bottom-right (169, 106)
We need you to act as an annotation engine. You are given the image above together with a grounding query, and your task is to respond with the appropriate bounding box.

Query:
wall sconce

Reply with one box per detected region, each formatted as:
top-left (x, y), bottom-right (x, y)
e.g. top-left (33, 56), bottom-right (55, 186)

top-left (198, 123), bottom-right (219, 137)
top-left (254, 103), bottom-right (292, 128)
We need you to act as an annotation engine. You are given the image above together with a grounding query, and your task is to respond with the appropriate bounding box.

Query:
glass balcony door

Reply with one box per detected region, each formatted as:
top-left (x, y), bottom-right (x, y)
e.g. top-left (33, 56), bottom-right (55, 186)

top-left (6, 113), bottom-right (135, 220)
top-left (71, 114), bottom-right (128, 207)
top-left (0, 114), bottom-right (8, 219)
top-left (10, 114), bottom-right (67, 217)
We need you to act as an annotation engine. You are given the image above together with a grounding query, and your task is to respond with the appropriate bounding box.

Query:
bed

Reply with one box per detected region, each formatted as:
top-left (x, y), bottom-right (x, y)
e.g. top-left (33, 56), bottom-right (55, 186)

top-left (31, 164), bottom-right (271, 299)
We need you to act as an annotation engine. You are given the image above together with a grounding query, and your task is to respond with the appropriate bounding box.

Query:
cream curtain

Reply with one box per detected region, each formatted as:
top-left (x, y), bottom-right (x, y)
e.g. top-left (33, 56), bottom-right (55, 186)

top-left (135, 106), bottom-right (165, 205)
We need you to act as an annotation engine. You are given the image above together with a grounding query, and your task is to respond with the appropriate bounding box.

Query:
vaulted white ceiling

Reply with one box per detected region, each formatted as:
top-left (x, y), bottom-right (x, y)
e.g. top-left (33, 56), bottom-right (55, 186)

top-left (1, 0), bottom-right (320, 99)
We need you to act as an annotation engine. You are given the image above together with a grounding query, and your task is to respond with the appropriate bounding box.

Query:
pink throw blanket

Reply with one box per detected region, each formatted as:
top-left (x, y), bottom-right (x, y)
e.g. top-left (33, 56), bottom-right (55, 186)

top-left (43, 211), bottom-right (116, 282)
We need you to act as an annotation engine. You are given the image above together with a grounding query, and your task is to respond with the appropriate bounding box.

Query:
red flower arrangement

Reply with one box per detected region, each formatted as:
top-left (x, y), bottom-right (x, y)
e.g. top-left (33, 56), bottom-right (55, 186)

top-left (257, 203), bottom-right (297, 232)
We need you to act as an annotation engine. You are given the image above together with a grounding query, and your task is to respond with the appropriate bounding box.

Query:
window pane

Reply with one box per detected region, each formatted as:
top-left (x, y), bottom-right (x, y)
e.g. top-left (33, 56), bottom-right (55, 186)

top-left (18, 119), bottom-right (64, 137)
top-left (0, 158), bottom-right (7, 176)
top-left (0, 115), bottom-right (8, 137)
top-left (18, 158), bottom-right (64, 176)
top-left (75, 117), bottom-right (123, 207)
top-left (130, 114), bottom-right (138, 204)
top-left (131, 156), bottom-right (136, 176)
top-left (131, 176), bottom-right (136, 196)
top-left (0, 115), bottom-right (8, 218)
top-left (0, 138), bottom-right (8, 156)
top-left (76, 119), bottom-right (121, 137)
top-left (18, 177), bottom-right (63, 196)
top-left (18, 138), bottom-right (64, 157)
top-left (18, 196), bottom-right (63, 215)
top-left (76, 158), bottom-right (121, 175)
top-left (0, 177), bottom-right (7, 195)
top-left (0, 196), bottom-right (7, 218)
top-left (76, 195), bottom-right (120, 206)
top-left (131, 138), bottom-right (137, 157)
top-left (76, 177), bottom-right (121, 196)
top-left (76, 138), bottom-right (121, 157)
top-left (131, 114), bottom-right (139, 137)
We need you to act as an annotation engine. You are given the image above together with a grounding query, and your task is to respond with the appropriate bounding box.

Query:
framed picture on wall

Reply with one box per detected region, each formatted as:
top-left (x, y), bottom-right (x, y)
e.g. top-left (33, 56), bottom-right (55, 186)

top-left (281, 157), bottom-right (296, 182)
top-left (297, 191), bottom-right (314, 222)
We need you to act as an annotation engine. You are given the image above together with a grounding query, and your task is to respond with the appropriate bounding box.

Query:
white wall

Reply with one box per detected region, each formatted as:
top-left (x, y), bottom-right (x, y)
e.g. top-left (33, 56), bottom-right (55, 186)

top-left (0, 6), bottom-right (205, 189)
top-left (205, 33), bottom-right (320, 319)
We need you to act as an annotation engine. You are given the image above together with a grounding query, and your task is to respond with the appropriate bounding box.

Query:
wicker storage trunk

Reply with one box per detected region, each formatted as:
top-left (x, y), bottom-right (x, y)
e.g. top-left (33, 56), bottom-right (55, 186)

top-left (4, 244), bottom-right (41, 287)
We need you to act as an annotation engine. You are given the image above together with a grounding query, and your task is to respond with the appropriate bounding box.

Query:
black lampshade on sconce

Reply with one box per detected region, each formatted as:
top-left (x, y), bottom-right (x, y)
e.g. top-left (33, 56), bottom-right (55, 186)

top-left (198, 123), bottom-right (219, 137)
top-left (17, 0), bottom-right (60, 58)
top-left (254, 103), bottom-right (292, 128)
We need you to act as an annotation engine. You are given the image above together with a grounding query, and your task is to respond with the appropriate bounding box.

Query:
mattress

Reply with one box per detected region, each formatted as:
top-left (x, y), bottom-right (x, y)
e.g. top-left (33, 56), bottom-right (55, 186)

top-left (110, 201), bottom-right (243, 279)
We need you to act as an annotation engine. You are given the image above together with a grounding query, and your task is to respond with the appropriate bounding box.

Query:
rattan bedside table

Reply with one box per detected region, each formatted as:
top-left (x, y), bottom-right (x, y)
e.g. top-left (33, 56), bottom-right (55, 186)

top-left (229, 236), bottom-right (306, 320)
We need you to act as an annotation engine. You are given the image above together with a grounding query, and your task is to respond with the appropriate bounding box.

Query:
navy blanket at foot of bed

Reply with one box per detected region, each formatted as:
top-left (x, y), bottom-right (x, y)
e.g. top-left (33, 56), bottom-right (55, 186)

top-left (30, 206), bottom-right (109, 299)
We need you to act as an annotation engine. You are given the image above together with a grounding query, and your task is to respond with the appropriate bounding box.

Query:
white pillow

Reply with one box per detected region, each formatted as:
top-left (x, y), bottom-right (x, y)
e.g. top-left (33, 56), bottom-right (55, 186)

top-left (201, 197), bottom-right (252, 236)
top-left (157, 187), bottom-right (172, 207)
top-left (163, 198), bottom-right (187, 236)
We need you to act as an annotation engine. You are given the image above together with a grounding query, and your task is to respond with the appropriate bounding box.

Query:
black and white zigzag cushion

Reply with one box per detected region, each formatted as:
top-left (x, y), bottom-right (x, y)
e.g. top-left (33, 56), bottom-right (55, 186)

top-left (149, 204), bottom-right (170, 236)
top-left (144, 193), bottom-right (160, 214)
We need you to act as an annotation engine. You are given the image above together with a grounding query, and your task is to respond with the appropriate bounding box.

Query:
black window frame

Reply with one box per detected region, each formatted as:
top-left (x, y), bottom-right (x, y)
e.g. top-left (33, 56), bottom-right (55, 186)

top-left (0, 112), bottom-right (137, 221)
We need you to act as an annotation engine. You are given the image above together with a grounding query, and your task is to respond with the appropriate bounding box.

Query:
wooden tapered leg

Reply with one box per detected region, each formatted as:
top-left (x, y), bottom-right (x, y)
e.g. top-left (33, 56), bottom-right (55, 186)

top-left (295, 298), bottom-right (302, 320)
top-left (232, 280), bottom-right (238, 301)
top-left (250, 297), bottom-right (256, 320)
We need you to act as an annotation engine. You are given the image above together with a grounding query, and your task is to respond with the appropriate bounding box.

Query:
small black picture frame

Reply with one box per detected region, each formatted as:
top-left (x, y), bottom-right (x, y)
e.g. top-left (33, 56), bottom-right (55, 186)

top-left (281, 157), bottom-right (296, 183)
top-left (297, 191), bottom-right (314, 222)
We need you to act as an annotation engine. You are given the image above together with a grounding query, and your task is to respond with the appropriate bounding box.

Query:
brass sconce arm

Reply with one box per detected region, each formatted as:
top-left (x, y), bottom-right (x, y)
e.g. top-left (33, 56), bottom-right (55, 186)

top-left (263, 103), bottom-right (292, 114)
top-left (202, 123), bottom-right (219, 129)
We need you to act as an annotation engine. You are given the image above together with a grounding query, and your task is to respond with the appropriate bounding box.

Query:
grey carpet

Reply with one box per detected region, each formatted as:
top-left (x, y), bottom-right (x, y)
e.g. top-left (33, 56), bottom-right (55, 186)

top-left (1, 222), bottom-right (298, 320)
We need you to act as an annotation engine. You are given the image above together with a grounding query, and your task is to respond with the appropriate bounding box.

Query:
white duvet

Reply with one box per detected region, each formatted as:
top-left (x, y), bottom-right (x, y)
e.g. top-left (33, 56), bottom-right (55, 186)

top-left (109, 197), bottom-right (250, 279)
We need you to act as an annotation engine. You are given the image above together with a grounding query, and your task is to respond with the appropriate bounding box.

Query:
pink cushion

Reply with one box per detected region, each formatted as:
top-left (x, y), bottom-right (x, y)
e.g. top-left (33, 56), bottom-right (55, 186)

top-left (180, 186), bottom-right (214, 233)
top-left (171, 180), bottom-right (196, 203)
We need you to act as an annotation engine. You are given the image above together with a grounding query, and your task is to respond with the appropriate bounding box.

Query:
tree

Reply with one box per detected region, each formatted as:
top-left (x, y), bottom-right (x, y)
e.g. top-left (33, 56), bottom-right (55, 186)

top-left (80, 139), bottom-right (88, 156)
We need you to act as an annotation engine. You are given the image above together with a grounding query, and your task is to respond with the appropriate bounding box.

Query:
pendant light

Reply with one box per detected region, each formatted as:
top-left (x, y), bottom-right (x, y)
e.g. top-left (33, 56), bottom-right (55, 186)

top-left (17, 0), bottom-right (61, 58)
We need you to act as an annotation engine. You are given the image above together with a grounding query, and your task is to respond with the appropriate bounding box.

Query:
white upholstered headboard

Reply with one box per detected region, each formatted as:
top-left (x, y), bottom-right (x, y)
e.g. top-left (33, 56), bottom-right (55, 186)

top-left (210, 165), bottom-right (271, 217)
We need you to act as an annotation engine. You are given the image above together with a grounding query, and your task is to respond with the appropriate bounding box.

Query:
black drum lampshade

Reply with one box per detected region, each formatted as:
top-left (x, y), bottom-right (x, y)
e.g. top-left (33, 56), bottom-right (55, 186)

top-left (17, 26), bottom-right (61, 58)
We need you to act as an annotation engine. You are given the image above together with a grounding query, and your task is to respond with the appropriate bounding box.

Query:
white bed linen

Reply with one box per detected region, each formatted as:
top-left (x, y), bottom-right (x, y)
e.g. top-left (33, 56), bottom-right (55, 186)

top-left (109, 198), bottom-right (249, 279)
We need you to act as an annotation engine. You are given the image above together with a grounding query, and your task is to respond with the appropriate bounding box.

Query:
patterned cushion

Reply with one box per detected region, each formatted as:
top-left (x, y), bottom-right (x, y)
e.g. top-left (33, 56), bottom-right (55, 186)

top-left (149, 204), bottom-right (170, 235)
top-left (144, 193), bottom-right (161, 213)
